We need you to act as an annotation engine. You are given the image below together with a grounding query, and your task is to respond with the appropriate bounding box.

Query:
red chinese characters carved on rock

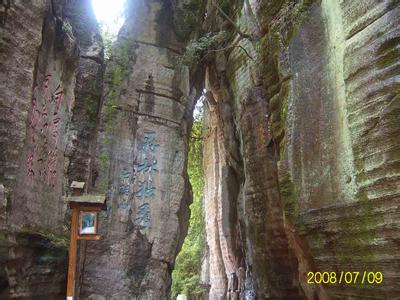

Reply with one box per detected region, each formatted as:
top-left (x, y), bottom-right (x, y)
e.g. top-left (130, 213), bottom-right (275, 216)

top-left (26, 74), bottom-right (65, 188)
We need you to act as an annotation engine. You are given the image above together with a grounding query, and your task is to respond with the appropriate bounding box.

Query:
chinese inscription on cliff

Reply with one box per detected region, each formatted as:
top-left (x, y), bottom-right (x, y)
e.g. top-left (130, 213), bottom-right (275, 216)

top-left (26, 74), bottom-right (65, 188)
top-left (134, 131), bottom-right (159, 227)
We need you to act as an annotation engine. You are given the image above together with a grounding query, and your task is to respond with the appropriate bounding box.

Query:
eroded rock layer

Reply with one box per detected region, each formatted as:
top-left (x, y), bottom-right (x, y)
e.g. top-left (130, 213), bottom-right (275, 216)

top-left (0, 0), bottom-right (103, 298)
top-left (0, 0), bottom-right (399, 299)
top-left (201, 0), bottom-right (400, 299)
top-left (79, 0), bottom-right (203, 298)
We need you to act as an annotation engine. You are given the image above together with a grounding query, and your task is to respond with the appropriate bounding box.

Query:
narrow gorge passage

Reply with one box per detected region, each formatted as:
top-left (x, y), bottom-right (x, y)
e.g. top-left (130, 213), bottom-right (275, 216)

top-left (0, 0), bottom-right (399, 299)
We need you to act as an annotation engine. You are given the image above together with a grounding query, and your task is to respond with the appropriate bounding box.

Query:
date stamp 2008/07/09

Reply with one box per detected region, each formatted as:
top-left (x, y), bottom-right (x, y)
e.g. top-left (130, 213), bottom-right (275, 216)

top-left (307, 271), bottom-right (383, 285)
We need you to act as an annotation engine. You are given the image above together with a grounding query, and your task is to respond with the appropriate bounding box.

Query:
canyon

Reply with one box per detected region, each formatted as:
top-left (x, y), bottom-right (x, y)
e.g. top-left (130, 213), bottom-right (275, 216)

top-left (0, 0), bottom-right (399, 299)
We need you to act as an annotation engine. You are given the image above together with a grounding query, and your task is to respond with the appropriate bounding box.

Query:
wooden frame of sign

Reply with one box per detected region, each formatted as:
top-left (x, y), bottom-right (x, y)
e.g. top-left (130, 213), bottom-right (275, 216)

top-left (66, 192), bottom-right (106, 299)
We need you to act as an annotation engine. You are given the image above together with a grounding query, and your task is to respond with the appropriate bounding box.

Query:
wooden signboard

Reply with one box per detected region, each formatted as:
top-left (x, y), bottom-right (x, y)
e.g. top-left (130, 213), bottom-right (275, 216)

top-left (66, 184), bottom-right (105, 300)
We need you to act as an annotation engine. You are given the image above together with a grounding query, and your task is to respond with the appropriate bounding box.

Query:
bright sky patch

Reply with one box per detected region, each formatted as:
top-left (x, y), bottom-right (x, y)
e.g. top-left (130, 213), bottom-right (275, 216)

top-left (91, 0), bottom-right (125, 35)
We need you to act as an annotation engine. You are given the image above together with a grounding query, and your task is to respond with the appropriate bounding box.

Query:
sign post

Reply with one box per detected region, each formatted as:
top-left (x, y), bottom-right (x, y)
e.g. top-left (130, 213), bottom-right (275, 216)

top-left (66, 181), bottom-right (105, 300)
top-left (67, 206), bottom-right (79, 300)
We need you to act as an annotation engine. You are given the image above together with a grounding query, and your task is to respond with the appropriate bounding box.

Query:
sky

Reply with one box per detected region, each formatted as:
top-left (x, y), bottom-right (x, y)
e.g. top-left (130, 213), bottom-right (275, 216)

top-left (193, 92), bottom-right (205, 120)
top-left (91, 0), bottom-right (126, 35)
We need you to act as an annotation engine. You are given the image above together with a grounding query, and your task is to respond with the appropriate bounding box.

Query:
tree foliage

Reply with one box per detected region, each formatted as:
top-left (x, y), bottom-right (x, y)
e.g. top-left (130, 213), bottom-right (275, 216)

top-left (182, 31), bottom-right (228, 64)
top-left (171, 105), bottom-right (205, 299)
top-left (99, 22), bottom-right (116, 61)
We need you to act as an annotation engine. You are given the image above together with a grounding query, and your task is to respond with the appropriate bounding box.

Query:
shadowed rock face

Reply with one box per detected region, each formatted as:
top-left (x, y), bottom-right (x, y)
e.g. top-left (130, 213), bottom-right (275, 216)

top-left (6, 231), bottom-right (68, 300)
top-left (79, 0), bottom-right (202, 298)
top-left (0, 0), bottom-right (399, 299)
top-left (64, 0), bottom-right (104, 191)
top-left (0, 0), bottom-right (103, 298)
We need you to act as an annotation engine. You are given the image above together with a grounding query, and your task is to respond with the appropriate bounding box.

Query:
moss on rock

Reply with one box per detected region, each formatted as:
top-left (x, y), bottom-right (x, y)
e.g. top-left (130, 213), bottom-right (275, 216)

top-left (20, 226), bottom-right (69, 249)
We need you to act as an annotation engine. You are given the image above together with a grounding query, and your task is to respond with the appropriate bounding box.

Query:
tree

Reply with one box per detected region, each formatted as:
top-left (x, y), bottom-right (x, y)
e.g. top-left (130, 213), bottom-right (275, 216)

top-left (99, 22), bottom-right (116, 61)
top-left (171, 103), bottom-right (205, 299)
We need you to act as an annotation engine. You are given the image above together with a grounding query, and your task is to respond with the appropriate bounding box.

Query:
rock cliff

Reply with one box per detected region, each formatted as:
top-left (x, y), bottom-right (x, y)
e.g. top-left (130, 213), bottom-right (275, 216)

top-left (200, 0), bottom-right (400, 298)
top-left (0, 0), bottom-right (399, 299)
top-left (0, 0), bottom-right (103, 298)
top-left (79, 0), bottom-right (203, 297)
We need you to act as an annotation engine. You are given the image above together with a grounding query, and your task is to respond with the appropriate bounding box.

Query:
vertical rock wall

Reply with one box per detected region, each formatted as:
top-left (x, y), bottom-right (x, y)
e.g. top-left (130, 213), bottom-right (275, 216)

top-left (0, 0), bottom-right (399, 299)
top-left (280, 0), bottom-right (400, 298)
top-left (64, 0), bottom-right (104, 191)
top-left (79, 0), bottom-right (203, 298)
top-left (0, 0), bottom-right (104, 298)
top-left (201, 1), bottom-right (303, 298)
top-left (201, 0), bottom-right (400, 299)
top-left (11, 12), bottom-right (78, 231)
top-left (0, 1), bottom-right (48, 223)
top-left (202, 85), bottom-right (243, 299)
